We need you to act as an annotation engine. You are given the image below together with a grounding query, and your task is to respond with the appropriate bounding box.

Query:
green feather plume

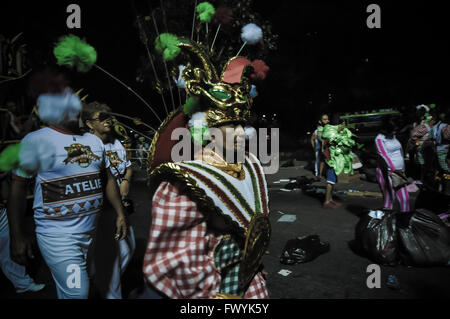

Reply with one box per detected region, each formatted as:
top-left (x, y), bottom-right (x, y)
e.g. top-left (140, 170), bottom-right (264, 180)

top-left (54, 35), bottom-right (97, 72)
top-left (196, 2), bottom-right (215, 23)
top-left (154, 33), bottom-right (181, 61)
top-left (183, 96), bottom-right (200, 116)
top-left (0, 143), bottom-right (21, 172)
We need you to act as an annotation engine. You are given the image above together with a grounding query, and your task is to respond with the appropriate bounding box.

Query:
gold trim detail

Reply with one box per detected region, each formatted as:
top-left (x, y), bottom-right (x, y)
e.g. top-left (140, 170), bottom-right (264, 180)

top-left (149, 162), bottom-right (246, 239)
top-left (215, 293), bottom-right (242, 299)
top-left (146, 108), bottom-right (182, 175)
top-left (239, 214), bottom-right (271, 288)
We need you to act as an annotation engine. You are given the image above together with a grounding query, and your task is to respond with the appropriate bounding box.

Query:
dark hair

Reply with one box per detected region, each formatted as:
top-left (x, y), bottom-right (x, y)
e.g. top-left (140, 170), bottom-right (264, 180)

top-left (380, 120), bottom-right (397, 138)
top-left (318, 113), bottom-right (329, 125)
top-left (81, 101), bottom-right (111, 126)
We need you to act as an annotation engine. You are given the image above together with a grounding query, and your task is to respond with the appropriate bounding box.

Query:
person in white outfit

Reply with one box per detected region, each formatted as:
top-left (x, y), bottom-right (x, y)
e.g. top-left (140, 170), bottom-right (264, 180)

top-left (82, 101), bottom-right (135, 299)
top-left (7, 70), bottom-right (127, 299)
top-left (375, 120), bottom-right (410, 212)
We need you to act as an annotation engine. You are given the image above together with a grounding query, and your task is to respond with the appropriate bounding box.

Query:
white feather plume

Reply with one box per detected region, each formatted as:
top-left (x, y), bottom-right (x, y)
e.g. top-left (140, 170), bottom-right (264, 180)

top-left (241, 23), bottom-right (263, 45)
top-left (174, 65), bottom-right (186, 89)
top-left (37, 89), bottom-right (82, 125)
top-left (250, 85), bottom-right (258, 98)
top-left (244, 125), bottom-right (257, 140)
top-left (19, 138), bottom-right (56, 173)
top-left (416, 104), bottom-right (430, 112)
top-left (188, 112), bottom-right (208, 128)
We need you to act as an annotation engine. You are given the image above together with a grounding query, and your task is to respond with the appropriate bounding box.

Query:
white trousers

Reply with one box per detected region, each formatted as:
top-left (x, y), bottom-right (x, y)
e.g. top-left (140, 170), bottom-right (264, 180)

top-left (0, 208), bottom-right (35, 292)
top-left (36, 231), bottom-right (94, 299)
top-left (105, 226), bottom-right (135, 299)
top-left (93, 205), bottom-right (135, 299)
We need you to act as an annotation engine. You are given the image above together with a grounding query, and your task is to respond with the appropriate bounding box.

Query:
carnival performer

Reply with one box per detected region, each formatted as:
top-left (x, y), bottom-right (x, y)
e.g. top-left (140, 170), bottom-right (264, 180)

top-left (0, 173), bottom-right (45, 294)
top-left (409, 106), bottom-right (436, 180)
top-left (375, 120), bottom-right (410, 212)
top-left (143, 39), bottom-right (271, 299)
top-left (5, 69), bottom-right (127, 299)
top-left (311, 114), bottom-right (329, 179)
top-left (431, 112), bottom-right (450, 174)
top-left (320, 119), bottom-right (354, 209)
top-left (82, 101), bottom-right (135, 299)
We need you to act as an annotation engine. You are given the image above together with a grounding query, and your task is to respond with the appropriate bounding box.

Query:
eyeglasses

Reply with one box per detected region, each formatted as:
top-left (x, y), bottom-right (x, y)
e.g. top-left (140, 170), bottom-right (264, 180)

top-left (90, 113), bottom-right (111, 122)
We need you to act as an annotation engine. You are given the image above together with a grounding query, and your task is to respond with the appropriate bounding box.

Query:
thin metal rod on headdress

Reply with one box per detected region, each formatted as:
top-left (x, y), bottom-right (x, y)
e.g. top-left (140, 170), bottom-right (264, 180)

top-left (92, 64), bottom-right (163, 123)
top-left (191, 0), bottom-right (198, 40)
top-left (133, 1), bottom-right (169, 118)
top-left (107, 111), bottom-right (157, 134)
top-left (210, 24), bottom-right (221, 52)
top-left (145, 45), bottom-right (170, 116)
top-left (116, 120), bottom-right (154, 140)
top-left (151, 11), bottom-right (176, 111)
top-left (235, 41), bottom-right (247, 56)
top-left (159, 0), bottom-right (169, 33)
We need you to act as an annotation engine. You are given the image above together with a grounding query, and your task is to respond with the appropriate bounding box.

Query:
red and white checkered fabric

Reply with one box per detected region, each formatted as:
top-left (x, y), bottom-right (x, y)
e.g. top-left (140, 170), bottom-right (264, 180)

top-left (244, 272), bottom-right (269, 299)
top-left (143, 181), bottom-right (269, 299)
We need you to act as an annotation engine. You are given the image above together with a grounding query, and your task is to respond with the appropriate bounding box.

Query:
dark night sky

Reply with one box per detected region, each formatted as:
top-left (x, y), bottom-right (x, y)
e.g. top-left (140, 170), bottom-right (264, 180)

top-left (1, 1), bottom-right (449, 137)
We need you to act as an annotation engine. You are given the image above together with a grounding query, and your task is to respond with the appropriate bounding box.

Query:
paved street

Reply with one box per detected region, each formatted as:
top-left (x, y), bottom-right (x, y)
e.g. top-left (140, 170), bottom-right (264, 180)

top-left (1, 162), bottom-right (450, 299)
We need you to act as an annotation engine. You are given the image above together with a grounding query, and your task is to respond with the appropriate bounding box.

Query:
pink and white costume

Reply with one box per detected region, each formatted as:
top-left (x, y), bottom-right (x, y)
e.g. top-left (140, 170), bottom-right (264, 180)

top-left (375, 134), bottom-right (410, 212)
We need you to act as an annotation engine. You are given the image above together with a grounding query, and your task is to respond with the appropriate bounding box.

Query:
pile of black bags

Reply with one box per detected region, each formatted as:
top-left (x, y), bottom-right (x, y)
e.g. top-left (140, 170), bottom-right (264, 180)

top-left (355, 208), bottom-right (450, 267)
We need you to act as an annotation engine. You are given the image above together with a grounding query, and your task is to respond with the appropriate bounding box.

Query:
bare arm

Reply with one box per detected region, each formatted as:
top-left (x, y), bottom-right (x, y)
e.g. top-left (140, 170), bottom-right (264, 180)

top-left (310, 132), bottom-right (316, 149)
top-left (7, 178), bottom-right (34, 265)
top-left (120, 166), bottom-right (133, 198)
top-left (105, 169), bottom-right (127, 240)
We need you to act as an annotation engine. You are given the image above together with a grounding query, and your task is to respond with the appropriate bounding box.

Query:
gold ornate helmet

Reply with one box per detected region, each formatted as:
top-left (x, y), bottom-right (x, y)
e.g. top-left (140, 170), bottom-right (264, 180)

top-left (137, 1), bottom-right (275, 172)
top-left (178, 39), bottom-right (254, 127)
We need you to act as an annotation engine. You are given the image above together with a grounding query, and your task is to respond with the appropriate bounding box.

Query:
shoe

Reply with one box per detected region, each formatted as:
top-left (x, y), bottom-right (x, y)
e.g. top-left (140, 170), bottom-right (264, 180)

top-left (323, 202), bottom-right (336, 209)
top-left (17, 283), bottom-right (46, 293)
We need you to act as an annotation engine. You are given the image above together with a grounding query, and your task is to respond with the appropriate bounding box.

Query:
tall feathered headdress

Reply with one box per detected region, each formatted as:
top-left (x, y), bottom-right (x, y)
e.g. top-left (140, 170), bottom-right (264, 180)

top-left (132, 0), bottom-right (277, 171)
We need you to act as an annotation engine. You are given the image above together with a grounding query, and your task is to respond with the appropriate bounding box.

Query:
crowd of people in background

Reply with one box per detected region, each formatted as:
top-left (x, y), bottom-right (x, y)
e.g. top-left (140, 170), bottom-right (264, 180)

top-left (311, 105), bottom-right (450, 212)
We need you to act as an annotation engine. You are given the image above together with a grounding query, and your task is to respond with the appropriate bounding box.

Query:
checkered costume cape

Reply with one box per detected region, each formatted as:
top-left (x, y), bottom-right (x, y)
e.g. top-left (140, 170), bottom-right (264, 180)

top-left (143, 152), bottom-right (270, 299)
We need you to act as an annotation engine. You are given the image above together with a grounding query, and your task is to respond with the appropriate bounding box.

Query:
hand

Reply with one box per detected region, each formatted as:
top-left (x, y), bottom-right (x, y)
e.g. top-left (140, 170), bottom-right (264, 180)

top-left (10, 235), bottom-right (34, 265)
top-left (115, 213), bottom-right (127, 241)
top-left (338, 124), bottom-right (345, 132)
top-left (120, 180), bottom-right (130, 198)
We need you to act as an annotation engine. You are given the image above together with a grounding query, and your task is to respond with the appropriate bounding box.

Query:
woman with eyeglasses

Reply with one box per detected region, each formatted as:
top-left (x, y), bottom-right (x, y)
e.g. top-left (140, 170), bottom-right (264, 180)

top-left (82, 101), bottom-right (135, 299)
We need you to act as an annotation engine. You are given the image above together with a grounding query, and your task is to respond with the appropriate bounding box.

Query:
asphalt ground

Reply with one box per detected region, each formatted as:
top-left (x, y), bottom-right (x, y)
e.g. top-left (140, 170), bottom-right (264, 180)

top-left (1, 163), bottom-right (450, 299)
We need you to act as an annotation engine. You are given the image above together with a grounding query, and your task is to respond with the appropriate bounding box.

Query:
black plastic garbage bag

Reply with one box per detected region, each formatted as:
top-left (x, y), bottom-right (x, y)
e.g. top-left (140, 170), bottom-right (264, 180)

top-left (397, 209), bottom-right (450, 266)
top-left (280, 235), bottom-right (330, 265)
top-left (355, 210), bottom-right (399, 266)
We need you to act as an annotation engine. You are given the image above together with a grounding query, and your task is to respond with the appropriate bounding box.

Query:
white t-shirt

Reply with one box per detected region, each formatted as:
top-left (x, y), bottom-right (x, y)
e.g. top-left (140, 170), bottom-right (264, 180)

top-left (375, 133), bottom-right (404, 170)
top-left (13, 127), bottom-right (109, 234)
top-left (104, 139), bottom-right (131, 186)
